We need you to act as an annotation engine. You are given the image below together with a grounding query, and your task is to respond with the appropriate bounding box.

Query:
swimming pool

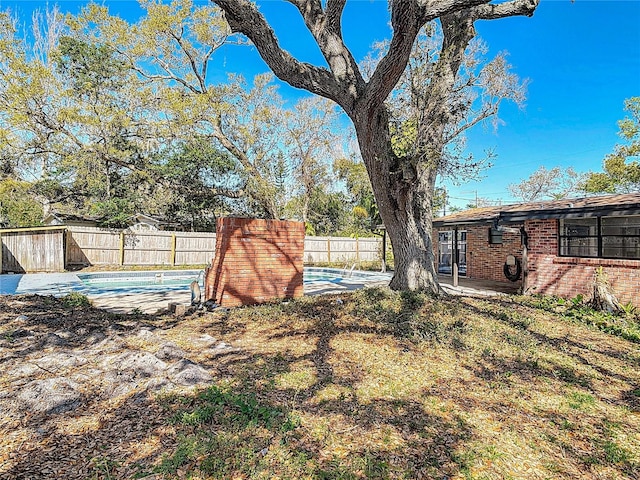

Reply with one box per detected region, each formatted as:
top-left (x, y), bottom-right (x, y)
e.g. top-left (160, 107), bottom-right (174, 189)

top-left (0, 267), bottom-right (392, 297)
top-left (77, 270), bottom-right (203, 295)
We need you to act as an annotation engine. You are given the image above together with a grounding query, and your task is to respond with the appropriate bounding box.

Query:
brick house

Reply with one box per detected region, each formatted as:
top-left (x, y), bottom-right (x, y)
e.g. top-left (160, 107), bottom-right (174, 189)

top-left (433, 193), bottom-right (640, 307)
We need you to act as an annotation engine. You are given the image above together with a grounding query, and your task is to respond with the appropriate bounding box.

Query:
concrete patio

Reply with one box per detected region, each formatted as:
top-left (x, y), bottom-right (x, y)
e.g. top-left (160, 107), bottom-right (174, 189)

top-left (438, 275), bottom-right (520, 297)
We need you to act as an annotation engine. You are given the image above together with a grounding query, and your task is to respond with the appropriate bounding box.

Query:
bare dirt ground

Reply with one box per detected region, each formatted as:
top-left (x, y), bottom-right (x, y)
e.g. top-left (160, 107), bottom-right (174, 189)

top-left (0, 294), bottom-right (234, 479)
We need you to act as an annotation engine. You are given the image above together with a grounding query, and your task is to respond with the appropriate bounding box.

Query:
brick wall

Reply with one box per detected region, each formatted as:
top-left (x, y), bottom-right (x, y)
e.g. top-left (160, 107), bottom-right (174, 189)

top-left (433, 225), bottom-right (523, 286)
top-left (205, 217), bottom-right (305, 307)
top-left (465, 225), bottom-right (523, 284)
top-left (526, 219), bottom-right (640, 306)
top-left (435, 219), bottom-right (640, 306)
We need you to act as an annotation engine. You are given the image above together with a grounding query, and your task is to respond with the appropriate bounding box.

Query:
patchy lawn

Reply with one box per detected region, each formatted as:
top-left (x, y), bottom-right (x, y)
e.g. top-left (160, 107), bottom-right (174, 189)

top-left (0, 289), bottom-right (638, 479)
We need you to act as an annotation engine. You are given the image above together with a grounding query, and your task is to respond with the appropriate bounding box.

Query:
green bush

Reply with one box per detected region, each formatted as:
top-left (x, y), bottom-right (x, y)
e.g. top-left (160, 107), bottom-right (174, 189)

top-left (61, 292), bottom-right (91, 308)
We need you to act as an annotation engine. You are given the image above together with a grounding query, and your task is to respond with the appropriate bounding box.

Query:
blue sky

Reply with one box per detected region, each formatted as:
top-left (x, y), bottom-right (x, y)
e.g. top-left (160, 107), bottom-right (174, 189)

top-left (3, 0), bottom-right (640, 210)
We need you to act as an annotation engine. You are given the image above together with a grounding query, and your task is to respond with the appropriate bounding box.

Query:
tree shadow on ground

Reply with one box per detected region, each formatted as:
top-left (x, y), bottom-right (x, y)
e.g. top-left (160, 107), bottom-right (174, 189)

top-left (2, 289), bottom-right (639, 479)
top-left (0, 294), bottom-right (231, 480)
top-left (461, 297), bottom-right (640, 412)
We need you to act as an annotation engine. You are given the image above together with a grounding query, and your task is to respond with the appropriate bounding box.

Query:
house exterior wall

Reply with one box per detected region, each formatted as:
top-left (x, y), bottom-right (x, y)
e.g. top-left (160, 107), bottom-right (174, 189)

top-left (466, 225), bottom-right (523, 284)
top-left (433, 225), bottom-right (523, 286)
top-left (435, 219), bottom-right (640, 307)
top-left (525, 219), bottom-right (640, 306)
top-left (205, 217), bottom-right (305, 307)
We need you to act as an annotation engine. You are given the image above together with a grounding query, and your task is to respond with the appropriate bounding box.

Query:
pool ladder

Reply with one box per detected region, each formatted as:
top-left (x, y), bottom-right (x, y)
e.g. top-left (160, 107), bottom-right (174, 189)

top-left (343, 263), bottom-right (356, 278)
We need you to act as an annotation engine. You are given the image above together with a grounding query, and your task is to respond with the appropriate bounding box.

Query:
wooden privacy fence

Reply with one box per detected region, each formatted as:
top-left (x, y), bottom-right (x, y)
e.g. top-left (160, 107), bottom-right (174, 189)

top-left (303, 236), bottom-right (382, 264)
top-left (1, 225), bottom-right (383, 273)
top-left (65, 227), bottom-right (218, 267)
top-left (0, 226), bottom-right (66, 273)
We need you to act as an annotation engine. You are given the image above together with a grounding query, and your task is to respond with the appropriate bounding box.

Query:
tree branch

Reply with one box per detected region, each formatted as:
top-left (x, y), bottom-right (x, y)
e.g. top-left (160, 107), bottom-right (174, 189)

top-left (366, 2), bottom-right (422, 112)
top-left (289, 0), bottom-right (363, 104)
top-left (113, 46), bottom-right (202, 94)
top-left (470, 0), bottom-right (539, 20)
top-left (210, 186), bottom-right (245, 198)
top-left (444, 102), bottom-right (498, 142)
top-left (214, 0), bottom-right (342, 101)
top-left (365, 0), bottom-right (488, 115)
top-left (168, 29), bottom-right (208, 93)
top-left (326, 0), bottom-right (346, 33)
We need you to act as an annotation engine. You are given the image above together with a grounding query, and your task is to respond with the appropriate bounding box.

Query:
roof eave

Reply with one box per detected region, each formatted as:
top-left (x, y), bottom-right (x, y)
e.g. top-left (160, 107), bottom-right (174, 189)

top-left (500, 204), bottom-right (640, 223)
top-left (433, 217), bottom-right (498, 227)
top-left (435, 203), bottom-right (640, 226)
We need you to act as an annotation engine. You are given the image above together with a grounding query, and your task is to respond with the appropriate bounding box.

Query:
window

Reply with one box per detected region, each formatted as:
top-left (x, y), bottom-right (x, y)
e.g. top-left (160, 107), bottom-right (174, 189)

top-left (489, 227), bottom-right (503, 245)
top-left (602, 216), bottom-right (640, 259)
top-left (559, 215), bottom-right (640, 259)
top-left (457, 230), bottom-right (467, 275)
top-left (559, 218), bottom-right (598, 257)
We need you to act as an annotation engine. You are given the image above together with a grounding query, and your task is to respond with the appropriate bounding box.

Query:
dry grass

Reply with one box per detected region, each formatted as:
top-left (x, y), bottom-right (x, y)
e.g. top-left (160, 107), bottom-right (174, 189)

top-left (0, 288), bottom-right (638, 479)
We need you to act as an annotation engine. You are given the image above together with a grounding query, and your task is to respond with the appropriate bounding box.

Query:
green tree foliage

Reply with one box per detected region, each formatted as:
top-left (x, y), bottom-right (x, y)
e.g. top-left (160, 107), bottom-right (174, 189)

top-left (302, 191), bottom-right (350, 236)
top-left (0, 7), bottom-right (159, 226)
top-left (153, 139), bottom-right (240, 231)
top-left (55, 36), bottom-right (151, 226)
top-left (367, 25), bottom-right (525, 182)
top-left (432, 187), bottom-right (448, 216)
top-left (584, 97), bottom-right (640, 194)
top-left (1, 2), bottom-right (304, 227)
top-left (72, 1), bottom-right (298, 219)
top-left (284, 98), bottom-right (338, 223)
top-left (333, 156), bottom-right (380, 234)
top-left (0, 179), bottom-right (43, 227)
top-left (54, 36), bottom-right (126, 97)
top-left (0, 2), bottom-right (370, 233)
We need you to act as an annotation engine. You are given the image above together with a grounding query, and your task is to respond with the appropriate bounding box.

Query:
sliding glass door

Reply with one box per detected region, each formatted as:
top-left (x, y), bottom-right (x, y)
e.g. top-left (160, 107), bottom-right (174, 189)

top-left (438, 230), bottom-right (466, 276)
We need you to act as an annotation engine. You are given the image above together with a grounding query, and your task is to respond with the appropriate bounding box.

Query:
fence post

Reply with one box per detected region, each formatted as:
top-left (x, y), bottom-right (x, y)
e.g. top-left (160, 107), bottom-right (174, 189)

top-left (64, 229), bottom-right (71, 270)
top-left (119, 231), bottom-right (125, 265)
top-left (327, 237), bottom-right (331, 263)
top-left (171, 234), bottom-right (177, 266)
top-left (355, 237), bottom-right (360, 263)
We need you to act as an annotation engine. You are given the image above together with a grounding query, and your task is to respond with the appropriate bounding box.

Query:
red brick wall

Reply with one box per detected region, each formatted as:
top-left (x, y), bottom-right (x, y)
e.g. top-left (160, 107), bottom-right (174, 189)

top-left (205, 217), bottom-right (305, 307)
top-left (435, 219), bottom-right (640, 306)
top-left (433, 225), bottom-right (523, 286)
top-left (526, 219), bottom-right (640, 306)
top-left (465, 225), bottom-right (523, 284)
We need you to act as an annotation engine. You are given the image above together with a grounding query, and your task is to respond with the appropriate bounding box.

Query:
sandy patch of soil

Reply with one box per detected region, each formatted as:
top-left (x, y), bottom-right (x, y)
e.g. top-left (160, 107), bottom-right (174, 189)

top-left (0, 294), bottom-right (235, 479)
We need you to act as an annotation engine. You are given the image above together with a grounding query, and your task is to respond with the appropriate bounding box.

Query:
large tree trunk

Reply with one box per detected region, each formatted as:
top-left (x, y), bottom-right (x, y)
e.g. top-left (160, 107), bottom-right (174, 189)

top-left (349, 13), bottom-right (477, 294)
top-left (353, 105), bottom-right (442, 294)
top-left (212, 0), bottom-right (540, 292)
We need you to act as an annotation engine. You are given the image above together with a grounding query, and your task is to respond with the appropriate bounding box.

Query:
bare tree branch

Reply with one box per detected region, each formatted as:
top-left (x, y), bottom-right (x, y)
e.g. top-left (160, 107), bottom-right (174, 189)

top-left (415, 0), bottom-right (488, 20)
top-left (444, 103), bottom-right (498, 142)
top-left (168, 30), bottom-right (208, 93)
top-left (470, 0), bottom-right (539, 20)
top-left (210, 117), bottom-right (252, 170)
top-left (326, 0), bottom-right (347, 33)
top-left (215, 0), bottom-right (342, 101)
top-left (289, 0), bottom-right (364, 106)
top-left (365, 4), bottom-right (421, 113)
top-left (364, 0), bottom-right (487, 114)
top-left (210, 186), bottom-right (245, 198)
